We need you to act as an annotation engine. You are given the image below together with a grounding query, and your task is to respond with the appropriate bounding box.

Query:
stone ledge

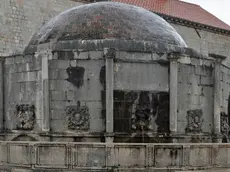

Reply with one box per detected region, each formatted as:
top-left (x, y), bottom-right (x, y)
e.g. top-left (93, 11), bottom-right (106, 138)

top-left (24, 39), bottom-right (211, 62)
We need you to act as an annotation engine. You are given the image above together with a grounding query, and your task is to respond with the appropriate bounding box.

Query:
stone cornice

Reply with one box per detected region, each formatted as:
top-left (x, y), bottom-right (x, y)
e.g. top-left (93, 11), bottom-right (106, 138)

top-left (209, 53), bottom-right (227, 60)
top-left (156, 12), bottom-right (230, 36)
top-left (209, 53), bottom-right (227, 63)
top-left (24, 39), bottom-right (209, 60)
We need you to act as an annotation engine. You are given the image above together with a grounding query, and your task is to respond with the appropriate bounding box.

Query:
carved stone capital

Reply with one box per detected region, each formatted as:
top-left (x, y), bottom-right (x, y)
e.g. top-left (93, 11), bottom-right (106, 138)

top-left (103, 48), bottom-right (116, 59)
top-left (167, 52), bottom-right (181, 61)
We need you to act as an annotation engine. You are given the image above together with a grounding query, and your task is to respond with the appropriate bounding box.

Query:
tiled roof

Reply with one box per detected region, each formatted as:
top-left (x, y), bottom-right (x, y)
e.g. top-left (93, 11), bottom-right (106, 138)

top-left (112, 0), bottom-right (230, 31)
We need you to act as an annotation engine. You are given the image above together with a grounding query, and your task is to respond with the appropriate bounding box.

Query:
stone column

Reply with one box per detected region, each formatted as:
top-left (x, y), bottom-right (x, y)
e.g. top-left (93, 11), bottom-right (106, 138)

top-left (168, 53), bottom-right (179, 135)
top-left (104, 48), bottom-right (115, 143)
top-left (0, 58), bottom-right (4, 132)
top-left (41, 50), bottom-right (51, 132)
top-left (212, 54), bottom-right (226, 141)
top-left (213, 60), bottom-right (221, 135)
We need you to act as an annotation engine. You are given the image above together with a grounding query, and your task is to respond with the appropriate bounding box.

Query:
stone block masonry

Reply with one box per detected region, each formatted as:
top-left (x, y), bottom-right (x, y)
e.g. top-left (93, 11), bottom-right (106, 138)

top-left (177, 62), bottom-right (214, 134)
top-left (49, 58), bottom-right (105, 133)
top-left (4, 54), bottom-right (42, 130)
top-left (0, 0), bottom-right (83, 56)
top-left (171, 23), bottom-right (230, 66)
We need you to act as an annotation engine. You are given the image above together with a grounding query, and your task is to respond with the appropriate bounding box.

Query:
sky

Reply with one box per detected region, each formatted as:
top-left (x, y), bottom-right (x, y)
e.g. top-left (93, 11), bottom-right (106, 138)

top-left (181, 0), bottom-right (230, 26)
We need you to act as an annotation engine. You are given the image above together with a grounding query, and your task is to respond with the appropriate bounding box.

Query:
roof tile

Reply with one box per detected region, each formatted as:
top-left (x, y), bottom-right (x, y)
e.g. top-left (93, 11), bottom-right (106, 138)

top-left (112, 0), bottom-right (230, 30)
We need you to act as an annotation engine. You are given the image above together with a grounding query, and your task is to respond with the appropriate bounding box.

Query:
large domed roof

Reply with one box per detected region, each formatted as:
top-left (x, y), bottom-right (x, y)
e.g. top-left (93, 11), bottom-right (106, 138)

top-left (28, 2), bottom-right (187, 47)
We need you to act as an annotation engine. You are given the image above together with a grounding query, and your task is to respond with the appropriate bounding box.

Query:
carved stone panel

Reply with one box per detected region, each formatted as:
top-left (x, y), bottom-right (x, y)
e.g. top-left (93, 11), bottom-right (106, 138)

top-left (15, 104), bottom-right (35, 130)
top-left (221, 112), bottom-right (230, 137)
top-left (185, 109), bottom-right (203, 133)
top-left (65, 102), bottom-right (90, 130)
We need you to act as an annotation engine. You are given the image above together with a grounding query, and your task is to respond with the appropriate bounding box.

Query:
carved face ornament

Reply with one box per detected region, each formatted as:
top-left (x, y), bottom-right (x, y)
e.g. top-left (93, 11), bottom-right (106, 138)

top-left (73, 113), bottom-right (81, 121)
top-left (18, 110), bottom-right (31, 122)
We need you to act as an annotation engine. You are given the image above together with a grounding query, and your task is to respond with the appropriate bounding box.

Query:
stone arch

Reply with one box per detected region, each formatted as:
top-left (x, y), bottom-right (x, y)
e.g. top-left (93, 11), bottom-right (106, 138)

top-left (12, 134), bottom-right (37, 141)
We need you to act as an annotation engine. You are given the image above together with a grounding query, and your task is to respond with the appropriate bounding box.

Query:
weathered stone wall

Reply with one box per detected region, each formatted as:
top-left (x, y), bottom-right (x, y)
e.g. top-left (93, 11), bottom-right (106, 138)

top-left (0, 0), bottom-right (83, 56)
top-left (49, 51), bottom-right (170, 137)
top-left (114, 52), bottom-right (168, 92)
top-left (114, 62), bottom-right (168, 91)
top-left (0, 142), bottom-right (230, 171)
top-left (1, 50), bottom-right (171, 141)
top-left (50, 51), bottom-right (105, 135)
top-left (177, 58), bottom-right (214, 134)
top-left (2, 49), bottom-right (219, 141)
top-left (4, 54), bottom-right (42, 131)
top-left (171, 23), bottom-right (230, 65)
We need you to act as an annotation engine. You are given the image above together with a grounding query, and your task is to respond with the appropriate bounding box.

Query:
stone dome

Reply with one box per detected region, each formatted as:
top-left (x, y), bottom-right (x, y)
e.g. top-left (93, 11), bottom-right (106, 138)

top-left (28, 2), bottom-right (187, 47)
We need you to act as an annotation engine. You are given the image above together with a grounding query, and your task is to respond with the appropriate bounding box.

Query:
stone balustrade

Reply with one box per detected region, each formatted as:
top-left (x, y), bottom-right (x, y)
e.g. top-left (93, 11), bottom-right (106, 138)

top-left (0, 142), bottom-right (230, 171)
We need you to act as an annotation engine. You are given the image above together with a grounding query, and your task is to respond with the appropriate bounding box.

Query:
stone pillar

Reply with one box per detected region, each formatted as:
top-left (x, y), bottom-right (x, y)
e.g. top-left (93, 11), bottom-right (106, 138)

top-left (208, 54), bottom-right (226, 142)
top-left (213, 60), bottom-right (221, 135)
top-left (212, 56), bottom-right (226, 142)
top-left (41, 50), bottom-right (51, 132)
top-left (0, 58), bottom-right (4, 132)
top-left (168, 53), bottom-right (179, 135)
top-left (104, 48), bottom-right (115, 143)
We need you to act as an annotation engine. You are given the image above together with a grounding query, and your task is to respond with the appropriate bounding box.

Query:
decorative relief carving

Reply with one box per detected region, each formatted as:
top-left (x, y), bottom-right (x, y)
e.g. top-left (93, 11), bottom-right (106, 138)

top-left (132, 108), bottom-right (153, 131)
top-left (131, 92), bottom-right (170, 133)
top-left (132, 92), bottom-right (155, 131)
top-left (221, 112), bottom-right (230, 137)
top-left (131, 92), bottom-right (153, 132)
top-left (185, 109), bottom-right (203, 133)
top-left (65, 101), bottom-right (89, 130)
top-left (15, 104), bottom-right (35, 130)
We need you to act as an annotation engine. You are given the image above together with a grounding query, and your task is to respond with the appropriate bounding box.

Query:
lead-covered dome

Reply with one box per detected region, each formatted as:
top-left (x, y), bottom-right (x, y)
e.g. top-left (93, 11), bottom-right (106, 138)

top-left (28, 2), bottom-right (187, 47)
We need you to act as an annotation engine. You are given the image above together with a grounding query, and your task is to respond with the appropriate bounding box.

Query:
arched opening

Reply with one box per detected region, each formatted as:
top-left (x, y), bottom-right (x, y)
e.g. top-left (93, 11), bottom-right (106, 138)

top-left (12, 134), bottom-right (37, 141)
